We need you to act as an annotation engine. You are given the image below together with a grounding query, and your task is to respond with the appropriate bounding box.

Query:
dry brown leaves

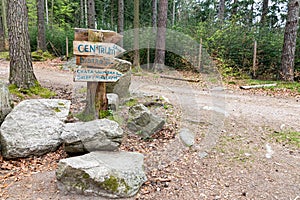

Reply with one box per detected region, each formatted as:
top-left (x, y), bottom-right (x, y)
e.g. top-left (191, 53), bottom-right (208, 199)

top-left (0, 147), bottom-right (67, 199)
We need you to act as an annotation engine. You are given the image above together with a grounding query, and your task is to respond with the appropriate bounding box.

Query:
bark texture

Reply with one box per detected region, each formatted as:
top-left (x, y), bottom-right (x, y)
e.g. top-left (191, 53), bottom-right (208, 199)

top-left (118, 0), bottom-right (124, 47)
top-left (87, 0), bottom-right (95, 29)
top-left (152, 0), bottom-right (157, 33)
top-left (281, 0), bottom-right (300, 81)
top-left (261, 0), bottom-right (269, 25)
top-left (37, 0), bottom-right (46, 51)
top-left (218, 0), bottom-right (225, 22)
top-left (133, 0), bottom-right (140, 67)
top-left (0, 14), bottom-right (5, 51)
top-left (7, 0), bottom-right (37, 88)
top-left (154, 0), bottom-right (168, 70)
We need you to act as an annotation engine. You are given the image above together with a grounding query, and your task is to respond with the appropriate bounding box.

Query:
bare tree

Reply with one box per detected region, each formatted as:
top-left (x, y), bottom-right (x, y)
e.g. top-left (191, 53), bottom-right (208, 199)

top-left (133, 0), bottom-right (140, 68)
top-left (281, 0), bottom-right (300, 81)
top-left (87, 0), bottom-right (95, 29)
top-left (37, 0), bottom-right (46, 51)
top-left (154, 0), bottom-right (168, 70)
top-left (152, 0), bottom-right (157, 33)
top-left (0, 12), bottom-right (5, 51)
top-left (218, 0), bottom-right (225, 22)
top-left (261, 0), bottom-right (269, 25)
top-left (118, 0), bottom-right (124, 47)
top-left (7, 0), bottom-right (37, 88)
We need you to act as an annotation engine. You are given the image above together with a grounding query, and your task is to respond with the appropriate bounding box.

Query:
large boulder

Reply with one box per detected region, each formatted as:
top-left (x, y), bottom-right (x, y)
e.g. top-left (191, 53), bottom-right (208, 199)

top-left (0, 99), bottom-right (70, 159)
top-left (127, 104), bottom-right (165, 138)
top-left (61, 119), bottom-right (123, 154)
top-left (0, 82), bottom-right (12, 125)
top-left (106, 58), bottom-right (132, 99)
top-left (56, 151), bottom-right (147, 198)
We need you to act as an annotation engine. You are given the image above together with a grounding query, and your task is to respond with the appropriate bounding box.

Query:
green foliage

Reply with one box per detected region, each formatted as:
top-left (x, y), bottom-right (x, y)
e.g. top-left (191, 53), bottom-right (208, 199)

top-left (29, 26), bottom-right (74, 56)
top-left (8, 83), bottom-right (56, 99)
top-left (99, 110), bottom-right (113, 119)
top-left (196, 21), bottom-right (284, 79)
top-left (0, 52), bottom-right (9, 60)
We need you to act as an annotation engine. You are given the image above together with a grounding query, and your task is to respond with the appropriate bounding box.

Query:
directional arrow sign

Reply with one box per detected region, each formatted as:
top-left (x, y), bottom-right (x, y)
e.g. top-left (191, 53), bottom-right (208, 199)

top-left (73, 41), bottom-right (126, 58)
top-left (74, 68), bottom-right (123, 82)
top-left (74, 28), bottom-right (123, 44)
top-left (76, 56), bottom-right (132, 71)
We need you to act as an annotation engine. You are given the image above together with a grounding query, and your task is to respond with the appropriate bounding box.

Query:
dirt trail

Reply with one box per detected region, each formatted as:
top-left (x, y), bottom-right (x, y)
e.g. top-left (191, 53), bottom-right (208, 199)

top-left (1, 60), bottom-right (299, 199)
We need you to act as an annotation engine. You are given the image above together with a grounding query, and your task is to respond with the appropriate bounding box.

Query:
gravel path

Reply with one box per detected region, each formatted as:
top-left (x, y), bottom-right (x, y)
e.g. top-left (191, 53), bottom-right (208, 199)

top-left (1, 60), bottom-right (299, 199)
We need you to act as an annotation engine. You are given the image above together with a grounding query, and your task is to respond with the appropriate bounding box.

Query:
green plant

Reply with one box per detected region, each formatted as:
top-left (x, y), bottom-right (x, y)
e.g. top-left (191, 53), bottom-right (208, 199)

top-left (125, 98), bottom-right (138, 107)
top-left (272, 131), bottom-right (300, 148)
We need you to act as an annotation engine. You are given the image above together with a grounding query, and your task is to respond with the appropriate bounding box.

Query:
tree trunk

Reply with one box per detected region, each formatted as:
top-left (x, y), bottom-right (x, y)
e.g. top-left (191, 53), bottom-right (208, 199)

top-left (154, 0), bottom-right (168, 70)
top-left (7, 0), bottom-right (37, 89)
top-left (117, 0), bottom-right (124, 47)
top-left (133, 0), bottom-right (140, 68)
top-left (50, 0), bottom-right (53, 29)
top-left (110, 0), bottom-right (114, 29)
top-left (172, 0), bottom-right (175, 26)
top-left (85, 0), bottom-right (88, 27)
top-left (1, 0), bottom-right (7, 37)
top-left (152, 0), bottom-right (157, 33)
top-left (80, 0), bottom-right (84, 27)
top-left (261, 0), bottom-right (269, 25)
top-left (0, 11), bottom-right (5, 51)
top-left (45, 0), bottom-right (48, 25)
top-left (218, 0), bottom-right (225, 22)
top-left (281, 0), bottom-right (300, 81)
top-left (37, 0), bottom-right (46, 51)
top-left (87, 0), bottom-right (95, 29)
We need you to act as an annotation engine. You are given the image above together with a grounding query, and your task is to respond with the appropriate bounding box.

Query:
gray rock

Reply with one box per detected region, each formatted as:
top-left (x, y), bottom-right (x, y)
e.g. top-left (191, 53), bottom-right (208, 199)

top-left (179, 128), bottom-right (195, 147)
top-left (127, 104), bottom-right (165, 138)
top-left (61, 119), bottom-right (123, 153)
top-left (107, 71), bottom-right (131, 99)
top-left (56, 151), bottom-right (147, 198)
top-left (0, 81), bottom-right (12, 125)
top-left (0, 99), bottom-right (70, 159)
top-left (107, 93), bottom-right (119, 111)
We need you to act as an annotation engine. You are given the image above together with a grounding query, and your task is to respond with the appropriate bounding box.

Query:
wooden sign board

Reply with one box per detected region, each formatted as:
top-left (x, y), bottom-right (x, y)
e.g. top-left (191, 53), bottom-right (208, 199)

top-left (73, 41), bottom-right (125, 58)
top-left (76, 56), bottom-right (115, 68)
top-left (74, 28), bottom-right (123, 43)
top-left (74, 68), bottom-right (123, 82)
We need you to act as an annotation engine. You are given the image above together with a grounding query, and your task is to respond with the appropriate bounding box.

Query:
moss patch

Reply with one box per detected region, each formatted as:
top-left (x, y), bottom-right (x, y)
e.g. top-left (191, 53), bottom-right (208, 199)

top-left (8, 83), bottom-right (56, 100)
top-left (32, 50), bottom-right (54, 61)
top-left (75, 112), bottom-right (95, 122)
top-left (100, 175), bottom-right (131, 194)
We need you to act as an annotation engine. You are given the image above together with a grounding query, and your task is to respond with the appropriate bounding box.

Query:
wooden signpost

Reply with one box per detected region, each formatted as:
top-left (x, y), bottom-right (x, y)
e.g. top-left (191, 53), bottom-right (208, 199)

top-left (73, 28), bottom-right (128, 118)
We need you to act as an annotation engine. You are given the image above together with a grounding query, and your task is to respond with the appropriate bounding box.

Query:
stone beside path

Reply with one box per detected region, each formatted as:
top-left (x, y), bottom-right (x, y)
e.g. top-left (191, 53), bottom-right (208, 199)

top-left (56, 151), bottom-right (147, 198)
top-left (127, 104), bottom-right (165, 138)
top-left (0, 99), bottom-right (70, 159)
top-left (61, 119), bottom-right (123, 154)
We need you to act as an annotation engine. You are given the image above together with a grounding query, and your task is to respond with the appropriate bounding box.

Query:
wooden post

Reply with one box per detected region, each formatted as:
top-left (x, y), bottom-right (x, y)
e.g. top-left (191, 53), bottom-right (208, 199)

top-left (147, 42), bottom-right (150, 70)
top-left (253, 40), bottom-right (257, 77)
top-left (66, 36), bottom-right (68, 60)
top-left (73, 28), bottom-right (125, 119)
top-left (198, 38), bottom-right (202, 71)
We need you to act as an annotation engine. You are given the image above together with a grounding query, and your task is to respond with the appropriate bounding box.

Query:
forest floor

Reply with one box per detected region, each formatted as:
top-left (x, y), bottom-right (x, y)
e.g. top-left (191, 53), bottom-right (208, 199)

top-left (0, 58), bottom-right (300, 200)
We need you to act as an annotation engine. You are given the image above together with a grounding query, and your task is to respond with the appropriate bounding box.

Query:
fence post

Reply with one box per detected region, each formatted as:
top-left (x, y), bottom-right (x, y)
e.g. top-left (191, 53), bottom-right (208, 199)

top-left (253, 40), bottom-right (257, 78)
top-left (198, 38), bottom-right (202, 71)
